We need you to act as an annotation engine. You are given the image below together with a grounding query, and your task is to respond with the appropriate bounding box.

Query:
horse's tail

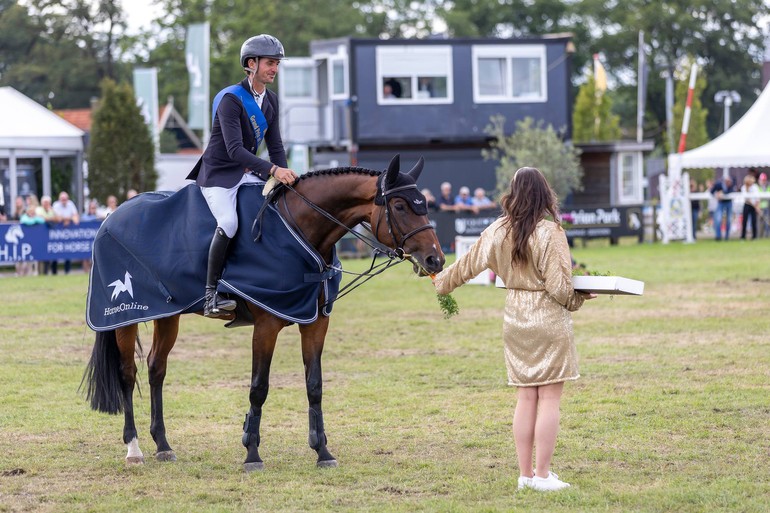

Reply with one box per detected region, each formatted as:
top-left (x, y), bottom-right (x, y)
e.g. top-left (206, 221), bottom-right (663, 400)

top-left (80, 330), bottom-right (125, 414)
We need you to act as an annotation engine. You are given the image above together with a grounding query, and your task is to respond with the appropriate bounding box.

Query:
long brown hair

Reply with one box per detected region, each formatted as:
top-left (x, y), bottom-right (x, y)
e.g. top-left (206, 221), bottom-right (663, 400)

top-left (499, 167), bottom-right (561, 265)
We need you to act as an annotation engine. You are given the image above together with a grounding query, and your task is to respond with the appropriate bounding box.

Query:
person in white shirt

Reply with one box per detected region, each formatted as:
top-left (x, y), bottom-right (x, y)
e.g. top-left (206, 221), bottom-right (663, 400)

top-left (52, 191), bottom-right (79, 226)
top-left (51, 191), bottom-right (80, 274)
top-left (471, 187), bottom-right (496, 210)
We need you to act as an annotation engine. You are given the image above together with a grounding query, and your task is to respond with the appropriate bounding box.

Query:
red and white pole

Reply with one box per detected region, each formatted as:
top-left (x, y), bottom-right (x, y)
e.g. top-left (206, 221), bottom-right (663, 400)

top-left (677, 63), bottom-right (698, 154)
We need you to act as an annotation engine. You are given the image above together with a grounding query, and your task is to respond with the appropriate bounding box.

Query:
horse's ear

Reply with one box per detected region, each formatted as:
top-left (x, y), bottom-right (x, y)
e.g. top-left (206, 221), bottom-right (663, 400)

top-left (407, 156), bottom-right (424, 181)
top-left (385, 154), bottom-right (400, 186)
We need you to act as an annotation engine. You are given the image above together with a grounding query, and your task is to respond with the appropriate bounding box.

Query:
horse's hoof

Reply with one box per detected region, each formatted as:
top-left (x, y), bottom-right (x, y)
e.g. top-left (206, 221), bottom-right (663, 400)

top-left (155, 451), bottom-right (176, 462)
top-left (317, 459), bottom-right (338, 468)
top-left (243, 461), bottom-right (265, 472)
top-left (126, 456), bottom-right (144, 465)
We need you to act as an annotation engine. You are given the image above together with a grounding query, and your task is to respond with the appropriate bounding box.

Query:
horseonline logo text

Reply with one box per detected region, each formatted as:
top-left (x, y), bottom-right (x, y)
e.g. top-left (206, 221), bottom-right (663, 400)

top-left (104, 271), bottom-right (149, 316)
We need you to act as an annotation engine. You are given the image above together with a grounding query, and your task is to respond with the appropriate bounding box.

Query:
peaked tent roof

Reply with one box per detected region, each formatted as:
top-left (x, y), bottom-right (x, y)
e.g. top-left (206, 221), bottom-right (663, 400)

top-left (676, 82), bottom-right (770, 169)
top-left (0, 86), bottom-right (84, 153)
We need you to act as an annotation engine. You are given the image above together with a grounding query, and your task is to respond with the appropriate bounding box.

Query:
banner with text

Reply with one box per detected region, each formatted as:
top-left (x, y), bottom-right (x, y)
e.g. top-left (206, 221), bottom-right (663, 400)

top-left (1, 221), bottom-right (101, 262)
top-left (564, 205), bottom-right (644, 239)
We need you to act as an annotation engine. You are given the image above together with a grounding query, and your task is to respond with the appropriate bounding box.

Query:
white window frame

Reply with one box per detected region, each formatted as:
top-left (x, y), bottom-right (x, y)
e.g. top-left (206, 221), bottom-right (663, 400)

top-left (471, 44), bottom-right (548, 104)
top-left (329, 55), bottom-right (348, 100)
top-left (280, 62), bottom-right (316, 100)
top-left (617, 151), bottom-right (643, 204)
top-left (376, 45), bottom-right (454, 105)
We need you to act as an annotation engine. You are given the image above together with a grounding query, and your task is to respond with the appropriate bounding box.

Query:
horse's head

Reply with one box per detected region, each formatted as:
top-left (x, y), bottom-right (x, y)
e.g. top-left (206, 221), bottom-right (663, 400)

top-left (4, 224), bottom-right (24, 245)
top-left (371, 155), bottom-right (445, 276)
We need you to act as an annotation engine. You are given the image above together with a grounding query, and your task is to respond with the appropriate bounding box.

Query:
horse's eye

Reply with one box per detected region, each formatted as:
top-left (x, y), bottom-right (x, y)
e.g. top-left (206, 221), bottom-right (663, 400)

top-left (393, 201), bottom-right (406, 212)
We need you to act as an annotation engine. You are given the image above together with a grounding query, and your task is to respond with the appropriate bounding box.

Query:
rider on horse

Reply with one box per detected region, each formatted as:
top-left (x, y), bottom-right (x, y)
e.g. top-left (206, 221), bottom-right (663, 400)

top-left (187, 34), bottom-right (299, 317)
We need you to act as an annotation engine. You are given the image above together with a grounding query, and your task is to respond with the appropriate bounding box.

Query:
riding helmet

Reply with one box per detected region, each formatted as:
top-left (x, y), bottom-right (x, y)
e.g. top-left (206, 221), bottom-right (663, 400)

top-left (240, 34), bottom-right (285, 68)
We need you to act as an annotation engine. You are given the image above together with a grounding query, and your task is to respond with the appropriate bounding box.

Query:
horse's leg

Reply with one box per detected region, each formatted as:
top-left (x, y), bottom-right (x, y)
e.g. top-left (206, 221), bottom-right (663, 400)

top-left (148, 315), bottom-right (181, 462)
top-left (83, 325), bottom-right (143, 464)
top-left (299, 316), bottom-right (338, 467)
top-left (115, 324), bottom-right (144, 464)
top-left (242, 310), bottom-right (286, 472)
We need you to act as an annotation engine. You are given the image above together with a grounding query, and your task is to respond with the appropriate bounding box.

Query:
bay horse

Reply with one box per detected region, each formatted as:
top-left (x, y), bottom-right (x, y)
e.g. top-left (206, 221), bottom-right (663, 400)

top-left (82, 155), bottom-right (445, 471)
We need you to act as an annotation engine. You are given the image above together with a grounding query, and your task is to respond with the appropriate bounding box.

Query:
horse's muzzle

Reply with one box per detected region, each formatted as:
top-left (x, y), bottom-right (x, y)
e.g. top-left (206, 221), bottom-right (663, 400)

top-left (412, 253), bottom-right (444, 276)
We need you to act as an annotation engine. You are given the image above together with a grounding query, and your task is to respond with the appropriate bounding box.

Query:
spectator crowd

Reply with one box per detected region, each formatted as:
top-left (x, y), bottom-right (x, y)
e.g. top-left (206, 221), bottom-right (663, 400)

top-left (1, 189), bottom-right (137, 277)
top-left (422, 181), bottom-right (498, 214)
top-left (690, 168), bottom-right (770, 241)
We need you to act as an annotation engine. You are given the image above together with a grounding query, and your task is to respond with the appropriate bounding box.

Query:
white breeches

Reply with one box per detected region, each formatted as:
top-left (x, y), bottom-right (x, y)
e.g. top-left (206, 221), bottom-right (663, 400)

top-left (201, 173), bottom-right (264, 238)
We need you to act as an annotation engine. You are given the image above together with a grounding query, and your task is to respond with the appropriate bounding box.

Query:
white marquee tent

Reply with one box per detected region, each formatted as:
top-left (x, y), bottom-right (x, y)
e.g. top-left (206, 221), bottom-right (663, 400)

top-left (0, 86), bottom-right (85, 216)
top-left (668, 82), bottom-right (770, 174)
top-left (661, 82), bottom-right (770, 244)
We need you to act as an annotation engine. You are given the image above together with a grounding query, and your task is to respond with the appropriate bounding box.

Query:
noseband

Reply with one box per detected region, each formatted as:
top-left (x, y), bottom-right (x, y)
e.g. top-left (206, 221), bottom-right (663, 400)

top-left (374, 180), bottom-right (435, 259)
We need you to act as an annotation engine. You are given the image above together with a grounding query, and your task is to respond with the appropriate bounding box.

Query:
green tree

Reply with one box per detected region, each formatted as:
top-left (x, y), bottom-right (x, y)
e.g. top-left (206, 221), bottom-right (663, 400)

top-left (580, 0), bottom-right (768, 140)
top-left (0, 0), bottom-right (130, 108)
top-left (572, 74), bottom-right (621, 143)
top-left (667, 62), bottom-right (709, 155)
top-left (88, 79), bottom-right (156, 202)
top-left (436, 0), bottom-right (768, 142)
top-left (483, 116), bottom-right (583, 202)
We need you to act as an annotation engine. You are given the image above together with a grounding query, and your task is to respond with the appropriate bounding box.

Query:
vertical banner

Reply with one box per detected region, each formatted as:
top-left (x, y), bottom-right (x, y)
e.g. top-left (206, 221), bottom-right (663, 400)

top-left (636, 31), bottom-right (648, 143)
top-left (186, 22), bottom-right (210, 144)
top-left (133, 67), bottom-right (159, 153)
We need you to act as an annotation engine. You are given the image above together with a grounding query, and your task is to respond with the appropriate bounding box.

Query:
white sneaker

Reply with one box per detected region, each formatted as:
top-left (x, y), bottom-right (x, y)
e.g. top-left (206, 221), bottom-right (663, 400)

top-left (531, 471), bottom-right (571, 491)
top-left (517, 475), bottom-right (533, 490)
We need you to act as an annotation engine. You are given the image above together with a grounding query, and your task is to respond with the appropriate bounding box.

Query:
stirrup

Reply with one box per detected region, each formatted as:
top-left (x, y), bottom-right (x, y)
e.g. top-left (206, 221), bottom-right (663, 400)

top-left (204, 293), bottom-right (236, 317)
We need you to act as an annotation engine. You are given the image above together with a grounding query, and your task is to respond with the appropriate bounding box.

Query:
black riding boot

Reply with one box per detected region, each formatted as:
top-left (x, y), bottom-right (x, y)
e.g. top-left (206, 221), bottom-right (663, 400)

top-left (204, 227), bottom-right (237, 317)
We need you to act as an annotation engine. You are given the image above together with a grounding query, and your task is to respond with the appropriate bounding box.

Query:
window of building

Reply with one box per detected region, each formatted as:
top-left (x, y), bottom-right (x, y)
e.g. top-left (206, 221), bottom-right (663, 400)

top-left (282, 66), bottom-right (313, 99)
top-left (377, 45), bottom-right (453, 104)
top-left (618, 152), bottom-right (642, 204)
top-left (331, 57), bottom-right (347, 98)
top-left (472, 45), bottom-right (547, 103)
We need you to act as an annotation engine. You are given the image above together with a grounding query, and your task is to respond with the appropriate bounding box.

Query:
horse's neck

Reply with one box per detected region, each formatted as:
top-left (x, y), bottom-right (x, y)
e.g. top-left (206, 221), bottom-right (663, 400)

top-left (288, 173), bottom-right (377, 258)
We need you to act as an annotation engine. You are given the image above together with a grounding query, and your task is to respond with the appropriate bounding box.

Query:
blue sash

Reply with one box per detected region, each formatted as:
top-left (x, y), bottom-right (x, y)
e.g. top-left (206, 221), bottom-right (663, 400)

top-left (212, 84), bottom-right (268, 149)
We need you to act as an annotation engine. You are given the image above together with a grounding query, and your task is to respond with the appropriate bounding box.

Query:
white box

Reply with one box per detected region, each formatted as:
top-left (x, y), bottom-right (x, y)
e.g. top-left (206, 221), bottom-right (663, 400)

top-left (571, 275), bottom-right (645, 296)
top-left (454, 236), bottom-right (491, 285)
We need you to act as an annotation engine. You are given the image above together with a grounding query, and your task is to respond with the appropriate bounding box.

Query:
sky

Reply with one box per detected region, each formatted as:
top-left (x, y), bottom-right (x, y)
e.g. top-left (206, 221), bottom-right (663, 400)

top-left (120, 1), bottom-right (770, 37)
top-left (123, 0), bottom-right (162, 34)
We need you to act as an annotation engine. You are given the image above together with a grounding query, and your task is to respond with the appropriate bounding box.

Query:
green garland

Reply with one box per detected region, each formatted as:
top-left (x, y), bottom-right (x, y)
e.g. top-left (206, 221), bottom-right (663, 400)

top-left (436, 293), bottom-right (459, 319)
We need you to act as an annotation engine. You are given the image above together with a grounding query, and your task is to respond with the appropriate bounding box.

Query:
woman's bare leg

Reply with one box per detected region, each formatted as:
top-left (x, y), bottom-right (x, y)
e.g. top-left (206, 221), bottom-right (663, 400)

top-left (513, 386), bottom-right (538, 477)
top-left (534, 382), bottom-right (564, 477)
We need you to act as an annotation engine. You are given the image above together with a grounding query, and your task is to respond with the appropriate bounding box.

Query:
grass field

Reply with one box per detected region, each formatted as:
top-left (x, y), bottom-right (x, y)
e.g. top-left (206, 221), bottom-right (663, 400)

top-left (1, 238), bottom-right (769, 512)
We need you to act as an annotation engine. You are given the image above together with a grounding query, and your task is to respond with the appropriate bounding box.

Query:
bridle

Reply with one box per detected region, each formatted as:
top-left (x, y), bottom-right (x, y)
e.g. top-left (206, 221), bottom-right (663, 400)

top-left (254, 174), bottom-right (437, 303)
top-left (372, 175), bottom-right (435, 260)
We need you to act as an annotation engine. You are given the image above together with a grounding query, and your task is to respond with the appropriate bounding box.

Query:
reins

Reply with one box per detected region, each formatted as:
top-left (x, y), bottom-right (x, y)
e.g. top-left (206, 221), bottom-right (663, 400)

top-left (254, 175), bottom-right (432, 306)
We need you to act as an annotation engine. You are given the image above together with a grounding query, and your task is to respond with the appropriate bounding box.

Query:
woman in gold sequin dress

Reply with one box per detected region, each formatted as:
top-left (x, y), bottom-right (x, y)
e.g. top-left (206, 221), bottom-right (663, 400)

top-left (433, 167), bottom-right (595, 492)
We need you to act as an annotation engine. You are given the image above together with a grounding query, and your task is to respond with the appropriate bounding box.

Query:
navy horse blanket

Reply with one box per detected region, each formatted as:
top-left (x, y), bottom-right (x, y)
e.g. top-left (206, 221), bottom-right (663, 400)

top-left (86, 183), bottom-right (341, 331)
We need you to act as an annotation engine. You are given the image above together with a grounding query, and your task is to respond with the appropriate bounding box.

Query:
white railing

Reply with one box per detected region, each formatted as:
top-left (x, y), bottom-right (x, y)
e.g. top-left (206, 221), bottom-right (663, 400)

top-left (688, 191), bottom-right (770, 201)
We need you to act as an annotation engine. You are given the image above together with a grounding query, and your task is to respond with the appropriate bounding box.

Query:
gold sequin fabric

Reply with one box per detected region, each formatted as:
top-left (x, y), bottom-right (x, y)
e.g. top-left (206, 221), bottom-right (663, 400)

top-left (434, 218), bottom-right (585, 386)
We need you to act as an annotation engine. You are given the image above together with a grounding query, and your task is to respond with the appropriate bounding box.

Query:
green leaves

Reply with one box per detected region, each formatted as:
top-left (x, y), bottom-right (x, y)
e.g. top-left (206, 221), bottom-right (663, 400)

top-left (572, 74), bottom-right (622, 143)
top-left (88, 79), bottom-right (156, 202)
top-left (483, 115), bottom-right (583, 203)
top-left (436, 293), bottom-right (459, 319)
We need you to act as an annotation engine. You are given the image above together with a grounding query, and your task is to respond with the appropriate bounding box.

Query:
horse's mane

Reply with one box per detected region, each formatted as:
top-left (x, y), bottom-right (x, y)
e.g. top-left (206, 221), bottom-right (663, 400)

top-left (296, 167), bottom-right (381, 182)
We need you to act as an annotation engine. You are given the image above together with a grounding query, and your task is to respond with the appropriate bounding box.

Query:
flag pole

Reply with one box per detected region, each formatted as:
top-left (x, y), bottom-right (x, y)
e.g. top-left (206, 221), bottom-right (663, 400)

top-left (677, 63), bottom-right (698, 154)
top-left (636, 31), bottom-right (645, 143)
